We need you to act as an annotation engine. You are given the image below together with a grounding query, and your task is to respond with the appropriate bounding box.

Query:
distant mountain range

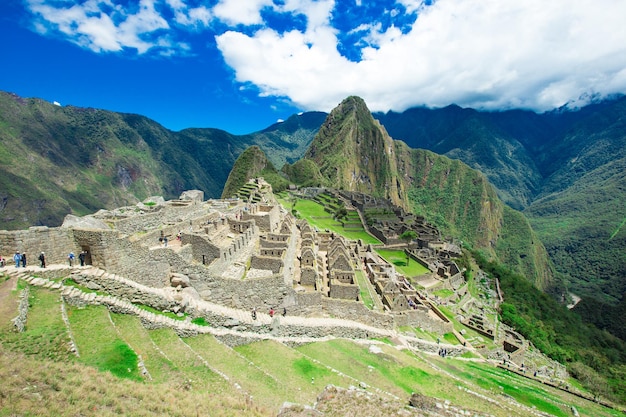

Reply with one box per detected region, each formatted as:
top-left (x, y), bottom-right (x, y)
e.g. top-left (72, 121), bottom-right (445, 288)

top-left (371, 98), bottom-right (626, 309)
top-left (1, 90), bottom-right (624, 323)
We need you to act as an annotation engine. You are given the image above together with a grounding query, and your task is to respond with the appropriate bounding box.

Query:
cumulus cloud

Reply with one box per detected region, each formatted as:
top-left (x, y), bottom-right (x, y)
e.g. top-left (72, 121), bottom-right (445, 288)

top-left (25, 0), bottom-right (626, 112)
top-left (215, 0), bottom-right (626, 112)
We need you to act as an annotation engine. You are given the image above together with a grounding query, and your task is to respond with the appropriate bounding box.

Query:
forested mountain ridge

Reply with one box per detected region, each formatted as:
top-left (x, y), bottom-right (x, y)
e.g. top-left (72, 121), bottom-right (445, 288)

top-left (0, 91), bottom-right (321, 229)
top-left (373, 97), bottom-right (626, 306)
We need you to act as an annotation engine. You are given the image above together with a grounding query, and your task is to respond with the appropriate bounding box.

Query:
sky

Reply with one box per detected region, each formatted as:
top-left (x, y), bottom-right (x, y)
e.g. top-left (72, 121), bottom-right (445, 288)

top-left (1, 0), bottom-right (626, 134)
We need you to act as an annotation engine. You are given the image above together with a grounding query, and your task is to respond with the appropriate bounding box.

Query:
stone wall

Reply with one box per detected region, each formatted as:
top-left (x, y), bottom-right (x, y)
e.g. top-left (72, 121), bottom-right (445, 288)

top-left (393, 310), bottom-right (453, 334)
top-left (300, 267), bottom-right (318, 286)
top-left (321, 298), bottom-right (394, 329)
top-left (199, 275), bottom-right (290, 310)
top-left (12, 287), bottom-right (30, 332)
top-left (184, 234), bottom-right (221, 265)
top-left (329, 280), bottom-right (359, 300)
top-left (70, 272), bottom-right (180, 311)
top-left (0, 227), bottom-right (79, 266)
top-left (260, 239), bottom-right (289, 249)
top-left (250, 256), bottom-right (283, 274)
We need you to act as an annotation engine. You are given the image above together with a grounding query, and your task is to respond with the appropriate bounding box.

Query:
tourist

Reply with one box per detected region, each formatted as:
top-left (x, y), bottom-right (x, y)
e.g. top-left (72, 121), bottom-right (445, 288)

top-left (164, 237), bottom-right (168, 247)
top-left (251, 307), bottom-right (257, 320)
top-left (0, 256), bottom-right (5, 267)
top-left (282, 307), bottom-right (287, 317)
top-left (79, 251), bottom-right (86, 266)
top-left (21, 252), bottom-right (26, 267)
top-left (269, 308), bottom-right (274, 318)
top-left (68, 252), bottom-right (75, 266)
top-left (38, 252), bottom-right (46, 268)
top-left (13, 252), bottom-right (20, 268)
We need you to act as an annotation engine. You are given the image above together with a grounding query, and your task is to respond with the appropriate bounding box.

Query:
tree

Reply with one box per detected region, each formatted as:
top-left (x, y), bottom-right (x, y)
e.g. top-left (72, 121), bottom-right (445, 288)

top-left (399, 230), bottom-right (418, 265)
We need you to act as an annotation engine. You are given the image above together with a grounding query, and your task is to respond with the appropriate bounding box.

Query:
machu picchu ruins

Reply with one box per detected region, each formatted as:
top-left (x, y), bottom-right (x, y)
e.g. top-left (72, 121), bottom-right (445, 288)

top-left (1, 178), bottom-right (570, 385)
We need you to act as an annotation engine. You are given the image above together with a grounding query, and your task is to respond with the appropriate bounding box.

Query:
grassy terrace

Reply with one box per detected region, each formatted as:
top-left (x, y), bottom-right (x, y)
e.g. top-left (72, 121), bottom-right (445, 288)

top-left (1, 280), bottom-right (622, 416)
top-left (375, 248), bottom-right (430, 277)
top-left (277, 194), bottom-right (380, 244)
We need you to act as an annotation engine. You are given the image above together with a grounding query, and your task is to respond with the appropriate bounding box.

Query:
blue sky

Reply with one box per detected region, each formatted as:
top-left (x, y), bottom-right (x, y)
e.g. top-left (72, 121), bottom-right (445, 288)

top-left (1, 0), bottom-right (625, 134)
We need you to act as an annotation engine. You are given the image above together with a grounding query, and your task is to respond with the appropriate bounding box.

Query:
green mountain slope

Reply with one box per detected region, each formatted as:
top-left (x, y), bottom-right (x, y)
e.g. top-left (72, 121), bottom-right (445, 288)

top-left (374, 97), bottom-right (626, 316)
top-left (285, 97), bottom-right (553, 288)
top-left (303, 96), bottom-right (405, 207)
top-left (0, 91), bottom-right (319, 230)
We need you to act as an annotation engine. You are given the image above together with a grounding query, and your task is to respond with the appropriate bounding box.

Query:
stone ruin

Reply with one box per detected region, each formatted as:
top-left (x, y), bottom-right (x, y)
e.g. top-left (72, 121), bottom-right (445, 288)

top-left (0, 179), bottom-right (565, 377)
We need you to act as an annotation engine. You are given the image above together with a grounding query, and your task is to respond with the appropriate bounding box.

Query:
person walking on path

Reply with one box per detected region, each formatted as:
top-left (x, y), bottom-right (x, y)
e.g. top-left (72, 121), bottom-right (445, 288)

top-left (251, 307), bottom-right (257, 320)
top-left (68, 252), bottom-right (75, 267)
top-left (38, 252), bottom-right (46, 268)
top-left (79, 251), bottom-right (86, 266)
top-left (21, 253), bottom-right (26, 268)
top-left (13, 252), bottom-right (20, 268)
top-left (269, 308), bottom-right (274, 318)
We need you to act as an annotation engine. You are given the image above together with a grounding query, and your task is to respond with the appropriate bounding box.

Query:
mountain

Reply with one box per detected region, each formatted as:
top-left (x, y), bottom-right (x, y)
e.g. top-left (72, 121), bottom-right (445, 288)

top-left (302, 97), bottom-right (405, 207)
top-left (221, 145), bottom-right (288, 199)
top-left (373, 97), bottom-right (626, 305)
top-left (0, 91), bottom-right (320, 230)
top-left (281, 96), bottom-right (552, 288)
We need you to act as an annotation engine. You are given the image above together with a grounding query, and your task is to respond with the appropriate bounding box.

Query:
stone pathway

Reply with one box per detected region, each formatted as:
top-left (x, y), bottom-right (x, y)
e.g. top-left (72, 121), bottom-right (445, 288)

top-left (1, 265), bottom-right (470, 358)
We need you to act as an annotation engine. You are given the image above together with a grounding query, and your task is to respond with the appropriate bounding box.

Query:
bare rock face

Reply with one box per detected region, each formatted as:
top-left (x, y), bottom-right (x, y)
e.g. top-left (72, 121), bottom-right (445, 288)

top-left (170, 273), bottom-right (190, 288)
top-left (61, 214), bottom-right (109, 230)
top-left (179, 190), bottom-right (204, 202)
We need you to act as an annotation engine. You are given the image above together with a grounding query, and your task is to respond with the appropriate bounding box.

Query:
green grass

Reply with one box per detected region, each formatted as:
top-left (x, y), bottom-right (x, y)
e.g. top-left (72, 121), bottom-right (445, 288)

top-left (433, 288), bottom-right (455, 298)
top-left (108, 313), bottom-right (178, 384)
top-left (191, 316), bottom-right (209, 326)
top-left (354, 270), bottom-right (375, 309)
top-left (277, 196), bottom-right (381, 244)
top-left (184, 334), bottom-right (288, 409)
top-left (443, 332), bottom-right (460, 345)
top-left (67, 304), bottom-right (141, 380)
top-left (235, 340), bottom-right (353, 400)
top-left (136, 303), bottom-right (187, 321)
top-left (0, 286), bottom-right (70, 360)
top-left (148, 328), bottom-right (231, 392)
top-left (375, 249), bottom-right (430, 277)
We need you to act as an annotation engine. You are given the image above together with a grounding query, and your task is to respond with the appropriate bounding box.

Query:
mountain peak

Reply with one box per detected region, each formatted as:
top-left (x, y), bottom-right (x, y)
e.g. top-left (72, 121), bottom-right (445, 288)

top-left (303, 96), bottom-right (405, 206)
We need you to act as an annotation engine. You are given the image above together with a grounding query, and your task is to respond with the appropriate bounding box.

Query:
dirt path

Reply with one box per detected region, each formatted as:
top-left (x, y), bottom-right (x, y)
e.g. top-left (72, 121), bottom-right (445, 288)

top-left (0, 270), bottom-right (19, 328)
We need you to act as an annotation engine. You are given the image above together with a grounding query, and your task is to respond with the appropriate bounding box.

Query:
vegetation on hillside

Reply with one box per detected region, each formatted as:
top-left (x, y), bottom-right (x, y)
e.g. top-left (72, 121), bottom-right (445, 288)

top-left (471, 249), bottom-right (626, 403)
top-left (0, 91), bottom-right (318, 230)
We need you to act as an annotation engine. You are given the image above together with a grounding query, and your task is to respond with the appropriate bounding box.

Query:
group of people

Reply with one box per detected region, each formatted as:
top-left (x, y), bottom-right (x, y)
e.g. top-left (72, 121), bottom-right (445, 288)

top-left (251, 306), bottom-right (287, 320)
top-left (67, 251), bottom-right (88, 267)
top-left (1, 250), bottom-right (88, 269)
top-left (10, 252), bottom-right (28, 268)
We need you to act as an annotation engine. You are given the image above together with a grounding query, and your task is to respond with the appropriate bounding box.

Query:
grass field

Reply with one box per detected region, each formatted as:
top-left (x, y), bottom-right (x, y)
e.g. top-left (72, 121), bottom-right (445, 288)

top-left (277, 196), bottom-right (381, 244)
top-left (1, 278), bottom-right (624, 417)
top-left (375, 248), bottom-right (430, 277)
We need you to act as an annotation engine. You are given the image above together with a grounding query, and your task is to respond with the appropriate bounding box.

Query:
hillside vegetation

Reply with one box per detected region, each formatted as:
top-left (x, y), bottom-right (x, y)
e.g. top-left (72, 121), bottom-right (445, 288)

top-left (279, 97), bottom-right (552, 289)
top-left (374, 97), bottom-right (626, 317)
top-left (0, 91), bottom-right (321, 229)
top-left (1, 271), bottom-right (622, 416)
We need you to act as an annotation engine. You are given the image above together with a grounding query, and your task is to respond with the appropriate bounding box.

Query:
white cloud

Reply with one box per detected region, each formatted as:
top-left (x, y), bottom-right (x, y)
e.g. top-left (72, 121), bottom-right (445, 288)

top-left (213, 0), bottom-right (273, 26)
top-left (25, 0), bottom-right (626, 113)
top-left (215, 0), bottom-right (626, 112)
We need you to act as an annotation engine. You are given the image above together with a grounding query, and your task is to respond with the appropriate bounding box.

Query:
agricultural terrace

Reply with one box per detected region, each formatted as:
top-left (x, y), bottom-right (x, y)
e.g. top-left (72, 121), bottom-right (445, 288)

top-left (375, 248), bottom-right (430, 277)
top-left (277, 194), bottom-right (380, 244)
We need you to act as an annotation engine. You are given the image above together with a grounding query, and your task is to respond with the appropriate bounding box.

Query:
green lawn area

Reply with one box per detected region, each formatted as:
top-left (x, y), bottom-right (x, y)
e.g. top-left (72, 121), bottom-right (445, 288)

top-left (0, 286), bottom-right (70, 360)
top-left (354, 270), bottom-right (375, 309)
top-left (278, 196), bottom-right (381, 244)
top-left (433, 288), bottom-right (455, 298)
top-left (68, 305), bottom-right (142, 380)
top-left (375, 249), bottom-right (430, 277)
